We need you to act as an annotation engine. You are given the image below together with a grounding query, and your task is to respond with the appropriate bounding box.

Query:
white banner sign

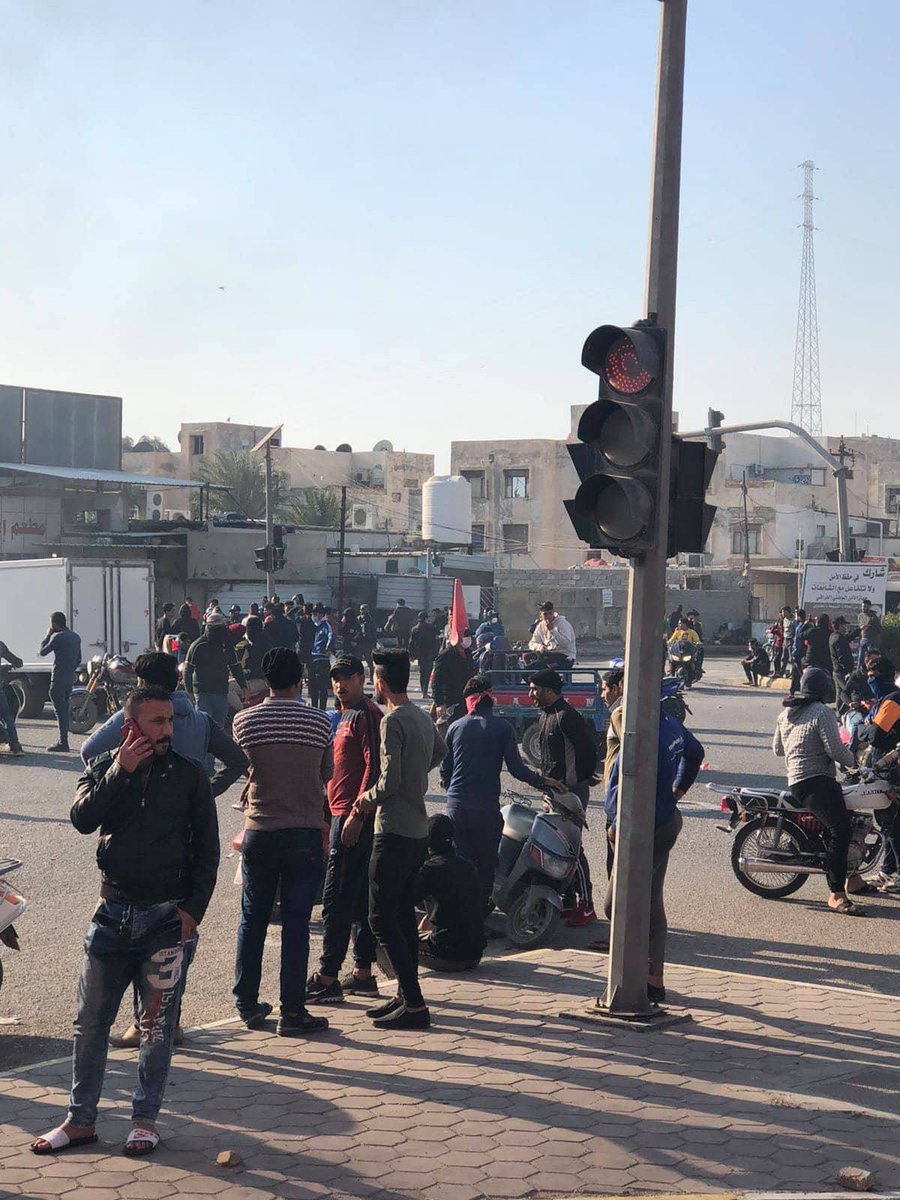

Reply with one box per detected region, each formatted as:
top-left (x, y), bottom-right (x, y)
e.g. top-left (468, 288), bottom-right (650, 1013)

top-left (800, 561), bottom-right (888, 613)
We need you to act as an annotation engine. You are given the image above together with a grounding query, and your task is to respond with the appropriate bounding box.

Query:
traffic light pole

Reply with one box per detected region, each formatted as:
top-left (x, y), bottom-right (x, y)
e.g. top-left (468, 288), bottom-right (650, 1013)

top-left (264, 440), bottom-right (275, 599)
top-left (603, 0), bottom-right (687, 1017)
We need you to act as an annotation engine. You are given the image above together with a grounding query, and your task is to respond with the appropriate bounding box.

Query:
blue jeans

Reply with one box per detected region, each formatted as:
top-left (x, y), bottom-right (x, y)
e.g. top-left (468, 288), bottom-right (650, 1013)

top-left (858, 639), bottom-right (877, 669)
top-left (318, 814), bottom-right (377, 978)
top-left (195, 691), bottom-right (229, 773)
top-left (234, 827), bottom-right (324, 1016)
top-left (50, 674), bottom-right (74, 745)
top-left (69, 899), bottom-right (188, 1127)
top-left (0, 683), bottom-right (20, 748)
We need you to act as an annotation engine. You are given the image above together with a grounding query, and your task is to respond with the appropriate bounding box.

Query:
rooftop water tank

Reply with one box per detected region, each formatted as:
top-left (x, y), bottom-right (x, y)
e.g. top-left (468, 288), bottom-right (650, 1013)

top-left (422, 475), bottom-right (472, 545)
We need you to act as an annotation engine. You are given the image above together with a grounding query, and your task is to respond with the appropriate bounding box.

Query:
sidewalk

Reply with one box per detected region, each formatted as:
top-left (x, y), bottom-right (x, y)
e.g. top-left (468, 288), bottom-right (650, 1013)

top-left (1, 948), bottom-right (899, 1200)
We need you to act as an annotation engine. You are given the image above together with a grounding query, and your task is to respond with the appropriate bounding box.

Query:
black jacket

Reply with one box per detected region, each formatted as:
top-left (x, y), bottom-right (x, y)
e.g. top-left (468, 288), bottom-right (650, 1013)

top-left (266, 612), bottom-right (299, 650)
top-left (803, 625), bottom-right (832, 672)
top-left (829, 630), bottom-right (858, 679)
top-left (184, 633), bottom-right (246, 695)
top-left (408, 622), bottom-right (439, 662)
top-left (72, 750), bottom-right (220, 923)
top-left (431, 647), bottom-right (473, 707)
top-left (538, 697), bottom-right (598, 787)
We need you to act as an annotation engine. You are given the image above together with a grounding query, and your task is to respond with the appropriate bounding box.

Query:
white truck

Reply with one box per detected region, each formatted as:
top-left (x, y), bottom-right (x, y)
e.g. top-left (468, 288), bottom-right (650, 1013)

top-left (0, 558), bottom-right (155, 717)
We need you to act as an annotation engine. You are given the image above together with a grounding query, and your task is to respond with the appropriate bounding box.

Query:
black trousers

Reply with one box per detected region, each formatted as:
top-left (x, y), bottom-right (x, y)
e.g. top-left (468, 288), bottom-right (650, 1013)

top-left (368, 832), bottom-right (428, 1008)
top-left (319, 815), bottom-right (376, 978)
top-left (309, 659), bottom-right (331, 710)
top-left (418, 656), bottom-right (434, 696)
top-left (789, 774), bottom-right (851, 893)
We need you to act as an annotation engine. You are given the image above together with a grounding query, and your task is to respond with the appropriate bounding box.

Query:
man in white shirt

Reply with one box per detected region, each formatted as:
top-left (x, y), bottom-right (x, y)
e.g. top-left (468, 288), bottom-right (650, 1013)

top-left (529, 602), bottom-right (577, 668)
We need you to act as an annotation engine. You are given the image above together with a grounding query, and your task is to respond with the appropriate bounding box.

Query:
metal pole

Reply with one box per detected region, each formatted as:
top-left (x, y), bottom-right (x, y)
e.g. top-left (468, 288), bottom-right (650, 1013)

top-left (741, 470), bottom-right (753, 630)
top-left (337, 485), bottom-right (347, 631)
top-left (604, 0), bottom-right (687, 1016)
top-left (264, 441), bottom-right (274, 599)
top-left (425, 543), bottom-right (433, 615)
top-left (835, 468), bottom-right (851, 562)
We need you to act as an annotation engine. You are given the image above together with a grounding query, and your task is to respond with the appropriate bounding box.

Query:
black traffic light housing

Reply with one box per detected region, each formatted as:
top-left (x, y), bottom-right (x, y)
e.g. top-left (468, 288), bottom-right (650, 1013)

top-left (707, 408), bottom-right (725, 453)
top-left (566, 320), bottom-right (667, 557)
top-left (668, 437), bottom-right (719, 556)
top-left (272, 525), bottom-right (286, 571)
top-left (254, 545), bottom-right (270, 573)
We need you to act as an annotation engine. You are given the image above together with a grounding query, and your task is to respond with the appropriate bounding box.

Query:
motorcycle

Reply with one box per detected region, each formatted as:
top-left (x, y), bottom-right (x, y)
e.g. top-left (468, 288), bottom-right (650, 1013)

top-left (661, 675), bottom-right (692, 724)
top-left (0, 858), bottom-right (26, 995)
top-left (492, 790), bottom-right (586, 948)
top-left (69, 654), bottom-right (137, 735)
top-left (716, 751), bottom-right (899, 899)
top-left (667, 640), bottom-right (700, 688)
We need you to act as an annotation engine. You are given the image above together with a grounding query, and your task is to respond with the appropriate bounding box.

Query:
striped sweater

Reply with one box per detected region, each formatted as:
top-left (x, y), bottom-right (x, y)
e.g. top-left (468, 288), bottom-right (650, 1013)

top-left (232, 698), bottom-right (333, 831)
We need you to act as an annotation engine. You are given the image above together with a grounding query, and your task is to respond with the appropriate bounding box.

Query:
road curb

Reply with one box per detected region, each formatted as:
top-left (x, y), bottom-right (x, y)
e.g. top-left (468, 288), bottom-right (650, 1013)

top-left (727, 676), bottom-right (791, 691)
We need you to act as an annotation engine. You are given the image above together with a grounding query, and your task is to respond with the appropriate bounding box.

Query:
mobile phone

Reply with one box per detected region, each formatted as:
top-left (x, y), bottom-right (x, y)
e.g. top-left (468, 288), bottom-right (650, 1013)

top-left (121, 718), bottom-right (140, 741)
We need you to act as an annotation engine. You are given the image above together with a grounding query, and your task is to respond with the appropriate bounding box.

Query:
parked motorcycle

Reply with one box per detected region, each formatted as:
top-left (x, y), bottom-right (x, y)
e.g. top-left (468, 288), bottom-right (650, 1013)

top-left (716, 753), bottom-right (899, 899)
top-left (667, 641), bottom-right (700, 689)
top-left (492, 790), bottom-right (586, 948)
top-left (0, 858), bottom-right (26, 995)
top-left (68, 654), bottom-right (137, 735)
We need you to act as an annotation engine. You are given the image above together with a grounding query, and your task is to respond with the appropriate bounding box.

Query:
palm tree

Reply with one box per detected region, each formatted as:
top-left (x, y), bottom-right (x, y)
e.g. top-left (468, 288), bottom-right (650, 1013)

top-left (285, 487), bottom-right (343, 528)
top-left (196, 451), bottom-right (289, 519)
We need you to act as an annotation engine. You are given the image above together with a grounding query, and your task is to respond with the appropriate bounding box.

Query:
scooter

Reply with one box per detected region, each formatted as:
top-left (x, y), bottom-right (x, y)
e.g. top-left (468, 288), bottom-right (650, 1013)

top-left (492, 791), bottom-right (586, 948)
top-left (0, 858), bottom-right (26, 995)
top-left (716, 751), bottom-right (900, 899)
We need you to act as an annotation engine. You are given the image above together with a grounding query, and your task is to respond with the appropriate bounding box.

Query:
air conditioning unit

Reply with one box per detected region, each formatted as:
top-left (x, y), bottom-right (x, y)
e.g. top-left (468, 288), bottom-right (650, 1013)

top-left (355, 469), bottom-right (373, 484)
top-left (685, 553), bottom-right (705, 568)
top-left (351, 506), bottom-right (375, 530)
top-left (165, 508), bottom-right (191, 521)
top-left (144, 490), bottom-right (165, 520)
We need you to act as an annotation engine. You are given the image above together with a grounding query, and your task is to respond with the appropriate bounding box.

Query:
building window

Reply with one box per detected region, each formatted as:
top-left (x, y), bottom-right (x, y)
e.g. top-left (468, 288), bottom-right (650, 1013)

top-left (886, 486), bottom-right (900, 513)
top-left (403, 478), bottom-right (420, 489)
top-left (816, 523), bottom-right (826, 538)
top-left (731, 526), bottom-right (760, 555)
top-left (503, 523), bottom-right (529, 553)
top-left (470, 524), bottom-right (485, 552)
top-left (189, 434), bottom-right (205, 456)
top-left (461, 470), bottom-right (487, 499)
top-left (504, 469), bottom-right (529, 499)
top-left (386, 559), bottom-right (399, 575)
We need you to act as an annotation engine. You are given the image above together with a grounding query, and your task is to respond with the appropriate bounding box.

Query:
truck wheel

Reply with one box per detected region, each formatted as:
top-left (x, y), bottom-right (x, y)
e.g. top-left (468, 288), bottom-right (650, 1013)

top-left (521, 724), bottom-right (542, 767)
top-left (69, 695), bottom-right (98, 736)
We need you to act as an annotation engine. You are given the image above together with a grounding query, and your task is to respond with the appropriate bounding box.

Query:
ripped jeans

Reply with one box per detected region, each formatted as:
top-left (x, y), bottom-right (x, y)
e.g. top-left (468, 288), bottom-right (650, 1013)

top-left (68, 898), bottom-right (192, 1128)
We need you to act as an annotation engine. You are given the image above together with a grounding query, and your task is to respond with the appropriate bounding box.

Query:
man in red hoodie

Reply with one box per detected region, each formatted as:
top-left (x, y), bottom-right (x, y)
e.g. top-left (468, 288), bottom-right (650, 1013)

top-left (306, 656), bottom-right (383, 1004)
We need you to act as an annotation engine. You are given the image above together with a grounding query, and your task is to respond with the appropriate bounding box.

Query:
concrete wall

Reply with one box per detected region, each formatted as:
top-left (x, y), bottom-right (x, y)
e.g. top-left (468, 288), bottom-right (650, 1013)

top-left (187, 527), bottom-right (327, 582)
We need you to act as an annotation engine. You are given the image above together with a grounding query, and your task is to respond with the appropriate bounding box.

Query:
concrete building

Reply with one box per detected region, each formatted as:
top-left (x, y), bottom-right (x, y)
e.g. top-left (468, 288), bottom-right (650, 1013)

top-left (123, 423), bottom-right (434, 535)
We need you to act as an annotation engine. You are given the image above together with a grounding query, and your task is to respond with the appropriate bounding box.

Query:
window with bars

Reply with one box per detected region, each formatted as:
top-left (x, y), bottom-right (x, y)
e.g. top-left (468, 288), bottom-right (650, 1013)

top-left (503, 470), bottom-right (528, 499)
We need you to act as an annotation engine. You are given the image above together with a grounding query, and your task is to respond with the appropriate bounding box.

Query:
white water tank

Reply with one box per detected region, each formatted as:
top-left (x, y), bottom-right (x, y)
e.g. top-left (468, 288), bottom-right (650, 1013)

top-left (422, 475), bottom-right (472, 545)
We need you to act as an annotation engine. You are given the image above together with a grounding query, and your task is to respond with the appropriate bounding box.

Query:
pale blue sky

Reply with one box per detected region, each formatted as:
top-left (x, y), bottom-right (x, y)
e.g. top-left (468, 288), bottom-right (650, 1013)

top-left (1, 1), bottom-right (896, 466)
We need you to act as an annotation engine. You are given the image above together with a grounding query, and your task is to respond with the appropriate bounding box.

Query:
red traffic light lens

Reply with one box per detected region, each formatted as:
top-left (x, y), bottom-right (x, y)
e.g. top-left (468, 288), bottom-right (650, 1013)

top-left (603, 336), bottom-right (654, 395)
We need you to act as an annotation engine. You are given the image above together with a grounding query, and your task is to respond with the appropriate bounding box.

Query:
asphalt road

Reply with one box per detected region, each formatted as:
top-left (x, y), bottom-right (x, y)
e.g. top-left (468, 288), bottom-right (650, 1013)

top-left (1, 657), bottom-right (898, 1072)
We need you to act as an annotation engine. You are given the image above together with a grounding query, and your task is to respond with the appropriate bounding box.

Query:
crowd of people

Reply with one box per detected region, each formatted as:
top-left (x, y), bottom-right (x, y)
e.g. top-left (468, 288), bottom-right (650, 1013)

top-left (26, 592), bottom-right (707, 1159)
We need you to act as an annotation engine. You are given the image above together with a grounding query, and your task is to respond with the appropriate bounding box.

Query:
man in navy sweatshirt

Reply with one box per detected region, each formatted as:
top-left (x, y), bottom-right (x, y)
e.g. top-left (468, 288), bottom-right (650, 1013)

top-left (440, 675), bottom-right (563, 910)
top-left (605, 703), bottom-right (704, 1003)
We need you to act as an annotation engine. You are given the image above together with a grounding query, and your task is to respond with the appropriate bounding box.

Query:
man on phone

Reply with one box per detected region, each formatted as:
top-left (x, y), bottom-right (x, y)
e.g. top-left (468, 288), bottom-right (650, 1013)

top-left (31, 686), bottom-right (219, 1159)
top-left (39, 611), bottom-right (82, 752)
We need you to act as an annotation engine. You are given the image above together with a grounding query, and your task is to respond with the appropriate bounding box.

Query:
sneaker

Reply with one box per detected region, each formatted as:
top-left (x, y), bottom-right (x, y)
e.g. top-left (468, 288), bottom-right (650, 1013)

top-left (277, 1010), bottom-right (329, 1036)
top-left (366, 995), bottom-right (402, 1020)
top-left (239, 1002), bottom-right (273, 1030)
top-left (372, 1004), bottom-right (431, 1030)
top-left (305, 975), bottom-right (345, 1005)
top-left (339, 972), bottom-right (379, 997)
top-left (47, 743), bottom-right (70, 753)
top-left (874, 871), bottom-right (900, 893)
top-left (7, 746), bottom-right (25, 757)
top-left (564, 902), bottom-right (598, 928)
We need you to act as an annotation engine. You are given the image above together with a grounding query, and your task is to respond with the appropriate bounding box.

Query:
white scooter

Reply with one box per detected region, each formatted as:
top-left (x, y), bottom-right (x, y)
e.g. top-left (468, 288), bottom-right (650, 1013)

top-left (0, 858), bottom-right (26, 995)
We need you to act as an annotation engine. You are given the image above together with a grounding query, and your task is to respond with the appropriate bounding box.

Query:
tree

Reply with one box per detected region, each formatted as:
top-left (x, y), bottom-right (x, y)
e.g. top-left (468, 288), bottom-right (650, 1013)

top-left (197, 450), bottom-right (289, 519)
top-left (285, 487), bottom-right (343, 528)
top-left (122, 434), bottom-right (171, 453)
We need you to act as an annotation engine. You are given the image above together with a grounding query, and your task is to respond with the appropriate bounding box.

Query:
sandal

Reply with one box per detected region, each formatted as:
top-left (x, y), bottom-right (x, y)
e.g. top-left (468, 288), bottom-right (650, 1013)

top-left (829, 898), bottom-right (866, 916)
top-left (846, 883), bottom-right (879, 896)
top-left (123, 1126), bottom-right (160, 1157)
top-left (31, 1127), bottom-right (98, 1155)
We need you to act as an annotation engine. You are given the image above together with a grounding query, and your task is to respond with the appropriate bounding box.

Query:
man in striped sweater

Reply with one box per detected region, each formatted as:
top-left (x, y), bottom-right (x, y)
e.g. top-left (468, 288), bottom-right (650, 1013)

top-left (231, 648), bottom-right (333, 1037)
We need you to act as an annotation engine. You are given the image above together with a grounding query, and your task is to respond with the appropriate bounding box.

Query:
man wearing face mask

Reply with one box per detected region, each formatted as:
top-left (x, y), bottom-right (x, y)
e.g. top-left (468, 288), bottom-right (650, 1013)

top-left (183, 612), bottom-right (247, 732)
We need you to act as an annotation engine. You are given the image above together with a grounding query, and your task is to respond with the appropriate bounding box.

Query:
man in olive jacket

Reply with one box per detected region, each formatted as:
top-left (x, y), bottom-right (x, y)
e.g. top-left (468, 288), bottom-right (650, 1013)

top-left (31, 685), bottom-right (219, 1160)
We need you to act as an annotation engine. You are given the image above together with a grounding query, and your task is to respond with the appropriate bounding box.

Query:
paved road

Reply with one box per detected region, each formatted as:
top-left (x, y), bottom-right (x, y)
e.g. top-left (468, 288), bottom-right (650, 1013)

top-left (1, 656), bottom-right (898, 1071)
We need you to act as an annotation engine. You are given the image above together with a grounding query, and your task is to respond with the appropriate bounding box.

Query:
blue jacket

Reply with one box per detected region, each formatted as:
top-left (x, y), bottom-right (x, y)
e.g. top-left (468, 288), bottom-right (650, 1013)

top-left (312, 620), bottom-right (334, 660)
top-left (605, 709), bottom-right (704, 829)
top-left (80, 690), bottom-right (247, 796)
top-left (440, 703), bottom-right (543, 806)
top-left (475, 619), bottom-right (506, 643)
top-left (40, 628), bottom-right (82, 678)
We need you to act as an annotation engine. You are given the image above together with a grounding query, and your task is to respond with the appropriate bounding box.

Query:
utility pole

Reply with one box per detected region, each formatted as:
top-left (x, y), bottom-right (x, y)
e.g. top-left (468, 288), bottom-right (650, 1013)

top-left (603, 0), bottom-right (687, 1018)
top-left (336, 485), bottom-right (348, 629)
top-left (741, 470), bottom-right (753, 630)
top-left (264, 440), bottom-right (275, 600)
top-left (835, 437), bottom-right (854, 560)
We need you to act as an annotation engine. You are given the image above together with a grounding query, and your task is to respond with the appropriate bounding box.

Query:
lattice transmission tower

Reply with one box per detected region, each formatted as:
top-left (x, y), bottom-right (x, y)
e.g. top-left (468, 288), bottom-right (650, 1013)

top-left (790, 160), bottom-right (823, 436)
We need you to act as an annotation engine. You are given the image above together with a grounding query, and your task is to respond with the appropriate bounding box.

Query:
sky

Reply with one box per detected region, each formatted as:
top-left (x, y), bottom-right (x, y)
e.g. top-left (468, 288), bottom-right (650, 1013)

top-left (1, 0), bottom-right (898, 470)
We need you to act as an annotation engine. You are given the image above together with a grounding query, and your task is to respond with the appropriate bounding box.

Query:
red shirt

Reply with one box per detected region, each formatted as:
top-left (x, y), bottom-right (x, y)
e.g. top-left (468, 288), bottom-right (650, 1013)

top-left (327, 697), bottom-right (383, 817)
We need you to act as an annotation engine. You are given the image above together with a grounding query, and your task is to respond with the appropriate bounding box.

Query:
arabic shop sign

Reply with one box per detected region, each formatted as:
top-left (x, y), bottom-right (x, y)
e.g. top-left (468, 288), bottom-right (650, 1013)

top-left (800, 561), bottom-right (888, 613)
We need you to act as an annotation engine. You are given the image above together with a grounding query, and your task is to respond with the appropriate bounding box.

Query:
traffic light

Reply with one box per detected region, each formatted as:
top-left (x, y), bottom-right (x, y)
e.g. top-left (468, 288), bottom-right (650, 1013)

top-left (707, 408), bottom-right (725, 453)
top-left (668, 437), bottom-right (719, 556)
top-left (254, 545), bottom-right (270, 573)
top-left (565, 320), bottom-right (667, 557)
top-left (272, 525), bottom-right (286, 571)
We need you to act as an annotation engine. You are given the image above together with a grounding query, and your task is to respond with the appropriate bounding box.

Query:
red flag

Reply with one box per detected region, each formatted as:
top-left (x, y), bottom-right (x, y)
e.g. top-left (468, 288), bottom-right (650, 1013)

top-left (448, 578), bottom-right (468, 647)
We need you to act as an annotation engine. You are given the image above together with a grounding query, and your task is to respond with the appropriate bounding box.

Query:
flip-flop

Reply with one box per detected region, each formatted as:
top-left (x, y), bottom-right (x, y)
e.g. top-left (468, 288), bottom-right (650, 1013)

top-left (123, 1126), bottom-right (160, 1157)
top-left (31, 1127), bottom-right (98, 1155)
top-left (829, 898), bottom-right (866, 916)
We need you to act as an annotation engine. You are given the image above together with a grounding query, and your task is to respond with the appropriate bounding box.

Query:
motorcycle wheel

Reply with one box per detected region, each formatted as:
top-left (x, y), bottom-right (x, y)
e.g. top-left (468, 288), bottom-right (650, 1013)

top-left (521, 724), bottom-right (542, 768)
top-left (505, 890), bottom-right (559, 948)
top-left (731, 819), bottom-right (808, 899)
top-left (68, 695), bottom-right (98, 735)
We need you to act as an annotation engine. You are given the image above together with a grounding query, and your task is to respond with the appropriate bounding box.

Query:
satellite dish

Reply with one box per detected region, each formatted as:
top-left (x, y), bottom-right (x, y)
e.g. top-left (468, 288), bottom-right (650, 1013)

top-left (314, 444), bottom-right (326, 451)
top-left (336, 443), bottom-right (352, 453)
top-left (373, 439), bottom-right (394, 453)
